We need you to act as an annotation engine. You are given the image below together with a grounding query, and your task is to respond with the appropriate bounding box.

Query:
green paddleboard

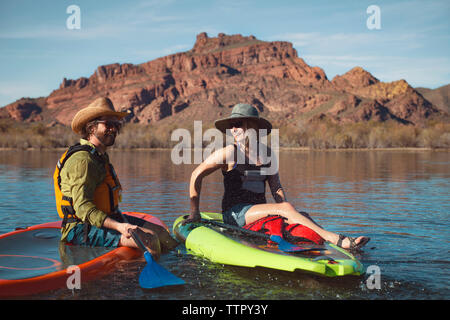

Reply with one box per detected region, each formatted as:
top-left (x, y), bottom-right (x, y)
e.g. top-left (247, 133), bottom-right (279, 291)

top-left (173, 212), bottom-right (364, 277)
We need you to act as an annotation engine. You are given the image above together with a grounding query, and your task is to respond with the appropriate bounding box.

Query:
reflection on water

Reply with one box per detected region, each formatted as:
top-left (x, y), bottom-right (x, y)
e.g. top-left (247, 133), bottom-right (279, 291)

top-left (0, 149), bottom-right (449, 299)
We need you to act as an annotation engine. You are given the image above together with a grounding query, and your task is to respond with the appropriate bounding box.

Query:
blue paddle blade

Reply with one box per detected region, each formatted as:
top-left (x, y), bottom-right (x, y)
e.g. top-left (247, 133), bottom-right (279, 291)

top-left (269, 235), bottom-right (325, 253)
top-left (270, 235), bottom-right (297, 251)
top-left (139, 251), bottom-right (185, 289)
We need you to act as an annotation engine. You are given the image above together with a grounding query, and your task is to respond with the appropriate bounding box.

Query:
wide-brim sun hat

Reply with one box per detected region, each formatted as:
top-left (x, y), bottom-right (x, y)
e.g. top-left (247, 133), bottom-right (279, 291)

top-left (214, 103), bottom-right (272, 135)
top-left (71, 97), bottom-right (128, 135)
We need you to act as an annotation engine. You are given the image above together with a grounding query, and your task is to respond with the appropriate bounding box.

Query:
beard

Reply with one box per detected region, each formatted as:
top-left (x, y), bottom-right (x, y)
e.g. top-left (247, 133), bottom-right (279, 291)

top-left (94, 130), bottom-right (117, 147)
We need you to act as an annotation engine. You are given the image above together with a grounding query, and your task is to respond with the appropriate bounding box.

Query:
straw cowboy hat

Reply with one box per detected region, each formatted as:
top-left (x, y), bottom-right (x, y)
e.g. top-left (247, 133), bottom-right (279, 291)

top-left (214, 103), bottom-right (272, 135)
top-left (71, 97), bottom-right (128, 135)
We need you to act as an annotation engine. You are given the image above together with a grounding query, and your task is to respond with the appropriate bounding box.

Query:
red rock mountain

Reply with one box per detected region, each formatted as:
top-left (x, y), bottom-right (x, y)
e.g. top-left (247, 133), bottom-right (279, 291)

top-left (0, 32), bottom-right (446, 127)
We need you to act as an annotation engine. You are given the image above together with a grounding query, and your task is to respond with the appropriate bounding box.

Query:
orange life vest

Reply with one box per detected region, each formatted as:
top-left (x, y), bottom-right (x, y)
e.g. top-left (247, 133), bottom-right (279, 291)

top-left (53, 143), bottom-right (122, 226)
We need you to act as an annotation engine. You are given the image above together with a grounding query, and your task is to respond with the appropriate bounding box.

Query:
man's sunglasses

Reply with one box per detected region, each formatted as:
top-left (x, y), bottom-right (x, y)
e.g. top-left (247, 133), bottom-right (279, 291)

top-left (96, 120), bottom-right (123, 130)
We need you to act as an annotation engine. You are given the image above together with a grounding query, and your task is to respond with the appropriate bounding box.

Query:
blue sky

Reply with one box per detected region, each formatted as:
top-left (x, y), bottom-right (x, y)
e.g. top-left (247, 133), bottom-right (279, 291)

top-left (0, 0), bottom-right (449, 107)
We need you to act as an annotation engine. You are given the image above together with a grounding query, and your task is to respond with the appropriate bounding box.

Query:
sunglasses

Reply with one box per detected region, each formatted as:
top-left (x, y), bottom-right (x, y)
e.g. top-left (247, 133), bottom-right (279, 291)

top-left (96, 120), bottom-right (123, 131)
top-left (229, 120), bottom-right (244, 128)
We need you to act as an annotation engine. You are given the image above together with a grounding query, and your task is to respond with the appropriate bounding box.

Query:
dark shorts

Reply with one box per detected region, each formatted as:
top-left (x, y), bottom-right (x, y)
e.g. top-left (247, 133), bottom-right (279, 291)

top-left (223, 203), bottom-right (253, 227)
top-left (66, 214), bottom-right (149, 248)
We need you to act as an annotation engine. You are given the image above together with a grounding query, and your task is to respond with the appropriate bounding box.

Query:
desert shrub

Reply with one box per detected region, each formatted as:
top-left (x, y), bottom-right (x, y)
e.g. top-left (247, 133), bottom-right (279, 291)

top-left (368, 125), bottom-right (392, 148)
top-left (418, 122), bottom-right (450, 148)
top-left (0, 118), bottom-right (448, 150)
top-left (113, 123), bottom-right (180, 149)
top-left (389, 124), bottom-right (417, 147)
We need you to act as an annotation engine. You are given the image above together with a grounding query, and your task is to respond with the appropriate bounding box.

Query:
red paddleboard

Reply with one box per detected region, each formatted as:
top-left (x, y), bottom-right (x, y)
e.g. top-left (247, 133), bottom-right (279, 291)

top-left (0, 212), bottom-right (167, 297)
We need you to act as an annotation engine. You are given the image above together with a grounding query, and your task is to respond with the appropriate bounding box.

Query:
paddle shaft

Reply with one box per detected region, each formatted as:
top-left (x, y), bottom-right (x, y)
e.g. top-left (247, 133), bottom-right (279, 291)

top-left (200, 219), bottom-right (271, 240)
top-left (200, 218), bottom-right (325, 253)
top-left (119, 212), bottom-right (185, 288)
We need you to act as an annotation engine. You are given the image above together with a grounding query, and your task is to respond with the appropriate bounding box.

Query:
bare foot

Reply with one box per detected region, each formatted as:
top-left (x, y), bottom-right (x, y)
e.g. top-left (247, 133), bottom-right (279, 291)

top-left (332, 234), bottom-right (370, 250)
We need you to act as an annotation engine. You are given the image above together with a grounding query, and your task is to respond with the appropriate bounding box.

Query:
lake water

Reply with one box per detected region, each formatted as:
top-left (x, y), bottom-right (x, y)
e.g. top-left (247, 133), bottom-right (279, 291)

top-left (0, 149), bottom-right (449, 300)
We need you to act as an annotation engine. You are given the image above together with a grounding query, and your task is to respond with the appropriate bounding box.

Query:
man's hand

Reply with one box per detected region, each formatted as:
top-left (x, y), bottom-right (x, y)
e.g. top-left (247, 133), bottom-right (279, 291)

top-left (117, 223), bottom-right (138, 238)
top-left (103, 217), bottom-right (137, 237)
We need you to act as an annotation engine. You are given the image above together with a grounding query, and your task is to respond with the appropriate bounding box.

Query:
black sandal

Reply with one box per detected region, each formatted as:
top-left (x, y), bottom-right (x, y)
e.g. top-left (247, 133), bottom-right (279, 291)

top-left (336, 234), bottom-right (370, 250)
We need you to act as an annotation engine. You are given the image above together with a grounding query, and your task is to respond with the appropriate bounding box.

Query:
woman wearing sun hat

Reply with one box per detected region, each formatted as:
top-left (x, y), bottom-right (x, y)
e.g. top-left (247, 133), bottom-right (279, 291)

top-left (186, 103), bottom-right (370, 250)
top-left (54, 97), bottom-right (178, 257)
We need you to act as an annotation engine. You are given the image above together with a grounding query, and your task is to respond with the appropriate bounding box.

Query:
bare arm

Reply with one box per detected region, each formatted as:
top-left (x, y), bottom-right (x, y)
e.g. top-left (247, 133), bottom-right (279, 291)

top-left (187, 145), bottom-right (234, 222)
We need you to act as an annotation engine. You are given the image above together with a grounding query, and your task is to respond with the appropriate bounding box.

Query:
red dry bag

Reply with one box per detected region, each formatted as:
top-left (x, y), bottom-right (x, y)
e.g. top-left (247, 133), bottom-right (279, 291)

top-left (243, 215), bottom-right (324, 245)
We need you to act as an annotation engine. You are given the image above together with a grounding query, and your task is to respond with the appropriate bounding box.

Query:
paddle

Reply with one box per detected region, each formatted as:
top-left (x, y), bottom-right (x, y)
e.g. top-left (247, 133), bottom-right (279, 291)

top-left (200, 219), bottom-right (325, 253)
top-left (120, 212), bottom-right (185, 289)
top-left (269, 235), bottom-right (325, 253)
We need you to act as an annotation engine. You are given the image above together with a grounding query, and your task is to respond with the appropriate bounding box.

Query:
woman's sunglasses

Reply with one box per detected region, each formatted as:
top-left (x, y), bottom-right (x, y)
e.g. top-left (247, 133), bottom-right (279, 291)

top-left (229, 120), bottom-right (244, 128)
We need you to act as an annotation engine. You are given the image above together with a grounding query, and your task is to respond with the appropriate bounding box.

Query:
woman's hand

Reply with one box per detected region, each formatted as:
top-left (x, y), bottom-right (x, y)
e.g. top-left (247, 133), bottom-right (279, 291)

top-left (182, 211), bottom-right (201, 225)
top-left (185, 146), bottom-right (231, 225)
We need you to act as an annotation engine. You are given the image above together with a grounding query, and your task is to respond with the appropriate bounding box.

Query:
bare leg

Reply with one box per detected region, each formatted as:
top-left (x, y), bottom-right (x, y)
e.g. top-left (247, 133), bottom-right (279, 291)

top-left (245, 202), bottom-right (369, 249)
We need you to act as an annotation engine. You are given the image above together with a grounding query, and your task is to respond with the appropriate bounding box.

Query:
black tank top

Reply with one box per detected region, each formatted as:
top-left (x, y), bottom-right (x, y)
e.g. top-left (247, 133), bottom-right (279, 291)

top-left (221, 146), bottom-right (270, 213)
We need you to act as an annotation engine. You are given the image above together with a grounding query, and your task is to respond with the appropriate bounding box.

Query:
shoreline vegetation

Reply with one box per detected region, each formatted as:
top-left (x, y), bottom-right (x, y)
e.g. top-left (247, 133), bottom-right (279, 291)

top-left (0, 119), bottom-right (449, 150)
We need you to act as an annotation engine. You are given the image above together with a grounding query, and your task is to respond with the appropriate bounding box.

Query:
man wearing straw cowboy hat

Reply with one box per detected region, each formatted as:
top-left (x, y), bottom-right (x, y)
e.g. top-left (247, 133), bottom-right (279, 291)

top-left (53, 97), bottom-right (177, 258)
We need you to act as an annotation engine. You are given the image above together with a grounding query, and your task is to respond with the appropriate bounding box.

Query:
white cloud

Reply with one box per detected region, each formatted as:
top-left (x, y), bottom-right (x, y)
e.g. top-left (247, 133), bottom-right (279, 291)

top-left (0, 82), bottom-right (53, 107)
top-left (269, 28), bottom-right (449, 88)
top-left (272, 32), bottom-right (319, 47)
top-left (0, 23), bottom-right (131, 40)
top-left (135, 0), bottom-right (177, 9)
top-left (130, 44), bottom-right (191, 61)
top-left (302, 54), bottom-right (450, 88)
top-left (272, 31), bottom-right (426, 53)
top-left (0, 83), bottom-right (48, 97)
top-left (0, 0), bottom-right (186, 40)
top-left (302, 54), bottom-right (382, 71)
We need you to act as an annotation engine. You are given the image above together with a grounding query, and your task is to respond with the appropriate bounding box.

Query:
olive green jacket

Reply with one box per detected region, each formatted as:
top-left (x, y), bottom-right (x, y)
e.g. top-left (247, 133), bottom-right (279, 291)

top-left (59, 139), bottom-right (111, 241)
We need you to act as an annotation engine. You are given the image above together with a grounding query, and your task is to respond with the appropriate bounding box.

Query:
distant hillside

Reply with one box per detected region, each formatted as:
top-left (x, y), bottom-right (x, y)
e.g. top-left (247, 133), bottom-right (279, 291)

top-left (416, 84), bottom-right (450, 114)
top-left (0, 32), bottom-right (447, 129)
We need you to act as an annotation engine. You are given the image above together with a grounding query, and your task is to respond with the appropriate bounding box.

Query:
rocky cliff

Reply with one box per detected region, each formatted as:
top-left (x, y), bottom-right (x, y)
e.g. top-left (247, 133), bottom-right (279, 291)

top-left (0, 32), bottom-right (445, 128)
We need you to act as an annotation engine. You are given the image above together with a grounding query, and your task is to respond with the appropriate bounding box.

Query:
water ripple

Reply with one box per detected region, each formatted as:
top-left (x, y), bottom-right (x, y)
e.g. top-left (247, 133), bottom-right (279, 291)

top-left (0, 150), bottom-right (449, 299)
